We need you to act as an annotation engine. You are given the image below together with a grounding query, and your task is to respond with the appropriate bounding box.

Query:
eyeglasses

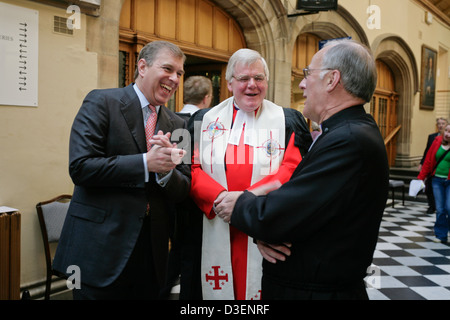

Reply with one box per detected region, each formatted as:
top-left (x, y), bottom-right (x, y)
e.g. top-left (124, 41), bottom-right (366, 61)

top-left (232, 74), bottom-right (266, 84)
top-left (303, 67), bottom-right (333, 79)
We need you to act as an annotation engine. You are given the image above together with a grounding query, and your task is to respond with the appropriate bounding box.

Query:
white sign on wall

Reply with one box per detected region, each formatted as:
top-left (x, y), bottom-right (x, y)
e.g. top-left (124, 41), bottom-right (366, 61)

top-left (0, 2), bottom-right (38, 107)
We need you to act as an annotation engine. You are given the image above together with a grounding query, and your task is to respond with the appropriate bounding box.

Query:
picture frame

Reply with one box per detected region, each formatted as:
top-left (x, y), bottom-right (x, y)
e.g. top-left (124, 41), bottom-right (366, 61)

top-left (420, 45), bottom-right (437, 110)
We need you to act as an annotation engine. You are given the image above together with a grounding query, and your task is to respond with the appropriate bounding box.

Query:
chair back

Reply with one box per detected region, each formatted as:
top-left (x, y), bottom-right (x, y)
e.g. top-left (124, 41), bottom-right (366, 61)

top-left (36, 195), bottom-right (72, 243)
top-left (36, 194), bottom-right (71, 299)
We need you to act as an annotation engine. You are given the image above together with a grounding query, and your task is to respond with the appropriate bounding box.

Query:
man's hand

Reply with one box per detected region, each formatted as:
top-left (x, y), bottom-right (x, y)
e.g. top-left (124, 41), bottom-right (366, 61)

top-left (146, 130), bottom-right (186, 173)
top-left (214, 191), bottom-right (243, 223)
top-left (257, 241), bottom-right (292, 264)
top-left (249, 180), bottom-right (281, 196)
top-left (214, 180), bottom-right (282, 223)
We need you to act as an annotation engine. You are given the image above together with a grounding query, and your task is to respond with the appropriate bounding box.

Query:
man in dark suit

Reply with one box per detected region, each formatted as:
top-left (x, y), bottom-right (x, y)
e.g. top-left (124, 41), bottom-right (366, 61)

top-left (162, 76), bottom-right (213, 299)
top-left (53, 41), bottom-right (190, 299)
top-left (216, 39), bottom-right (389, 300)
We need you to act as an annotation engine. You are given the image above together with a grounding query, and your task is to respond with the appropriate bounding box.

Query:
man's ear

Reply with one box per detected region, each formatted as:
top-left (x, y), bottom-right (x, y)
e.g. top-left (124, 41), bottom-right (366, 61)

top-left (137, 59), bottom-right (147, 78)
top-left (326, 69), bottom-right (341, 92)
top-left (201, 94), bottom-right (209, 105)
top-left (227, 81), bottom-right (233, 93)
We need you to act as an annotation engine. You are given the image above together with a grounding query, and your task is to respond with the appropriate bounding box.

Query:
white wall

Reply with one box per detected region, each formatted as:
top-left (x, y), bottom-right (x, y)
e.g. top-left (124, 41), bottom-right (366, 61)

top-left (0, 0), bottom-right (97, 288)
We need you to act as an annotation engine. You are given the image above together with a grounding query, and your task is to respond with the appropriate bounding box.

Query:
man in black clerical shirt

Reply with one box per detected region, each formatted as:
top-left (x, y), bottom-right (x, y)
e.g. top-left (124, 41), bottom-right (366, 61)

top-left (215, 39), bottom-right (389, 300)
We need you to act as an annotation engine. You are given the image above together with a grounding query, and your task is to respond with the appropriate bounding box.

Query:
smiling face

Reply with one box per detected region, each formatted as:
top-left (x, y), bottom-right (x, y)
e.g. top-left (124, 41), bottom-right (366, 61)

top-left (136, 48), bottom-right (185, 106)
top-left (227, 60), bottom-right (268, 112)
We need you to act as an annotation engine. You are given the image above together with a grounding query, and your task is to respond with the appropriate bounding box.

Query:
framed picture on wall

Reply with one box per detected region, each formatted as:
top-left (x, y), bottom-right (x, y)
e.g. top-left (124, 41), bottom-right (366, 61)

top-left (420, 45), bottom-right (437, 110)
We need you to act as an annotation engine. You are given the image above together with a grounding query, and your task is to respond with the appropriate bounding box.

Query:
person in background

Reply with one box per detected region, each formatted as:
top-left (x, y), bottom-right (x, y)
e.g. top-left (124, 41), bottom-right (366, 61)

top-left (216, 39), bottom-right (389, 300)
top-left (419, 117), bottom-right (448, 214)
top-left (53, 41), bottom-right (190, 300)
top-left (417, 123), bottom-right (450, 244)
top-left (163, 75), bottom-right (213, 299)
top-left (179, 75), bottom-right (213, 115)
top-left (188, 48), bottom-right (311, 300)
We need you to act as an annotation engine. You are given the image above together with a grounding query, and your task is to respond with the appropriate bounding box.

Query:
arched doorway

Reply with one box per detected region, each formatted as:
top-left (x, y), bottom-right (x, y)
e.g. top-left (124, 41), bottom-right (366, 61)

top-left (372, 35), bottom-right (419, 167)
top-left (292, 33), bottom-right (401, 167)
top-left (118, 0), bottom-right (246, 111)
top-left (371, 60), bottom-right (400, 167)
top-left (291, 33), bottom-right (320, 113)
top-left (290, 8), bottom-right (369, 122)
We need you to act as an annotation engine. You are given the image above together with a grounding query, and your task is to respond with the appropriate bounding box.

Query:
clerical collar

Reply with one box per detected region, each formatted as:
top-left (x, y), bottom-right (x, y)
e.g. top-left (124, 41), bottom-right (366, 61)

top-left (229, 100), bottom-right (257, 147)
top-left (233, 101), bottom-right (260, 115)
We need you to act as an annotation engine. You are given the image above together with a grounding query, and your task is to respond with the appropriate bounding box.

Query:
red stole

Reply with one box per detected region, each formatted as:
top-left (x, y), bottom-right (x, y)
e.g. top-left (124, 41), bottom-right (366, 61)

top-left (226, 107), bottom-right (254, 300)
top-left (192, 97), bottom-right (300, 300)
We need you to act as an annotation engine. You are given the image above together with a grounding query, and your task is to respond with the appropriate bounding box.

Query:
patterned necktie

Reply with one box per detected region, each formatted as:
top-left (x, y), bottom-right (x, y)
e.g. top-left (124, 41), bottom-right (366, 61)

top-left (145, 105), bottom-right (157, 151)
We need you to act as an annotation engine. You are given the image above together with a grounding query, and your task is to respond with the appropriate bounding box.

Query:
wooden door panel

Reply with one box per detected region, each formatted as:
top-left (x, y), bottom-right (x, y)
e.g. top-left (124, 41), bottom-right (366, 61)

top-left (119, 0), bottom-right (246, 110)
top-left (372, 61), bottom-right (399, 167)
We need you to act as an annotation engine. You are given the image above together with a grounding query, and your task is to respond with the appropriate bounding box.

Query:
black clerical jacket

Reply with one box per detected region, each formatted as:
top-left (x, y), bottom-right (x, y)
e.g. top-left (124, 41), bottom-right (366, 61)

top-left (231, 105), bottom-right (389, 299)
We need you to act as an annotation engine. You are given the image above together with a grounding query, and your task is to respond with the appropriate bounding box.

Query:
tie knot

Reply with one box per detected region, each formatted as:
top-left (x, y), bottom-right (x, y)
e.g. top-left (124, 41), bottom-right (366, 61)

top-left (148, 104), bottom-right (156, 112)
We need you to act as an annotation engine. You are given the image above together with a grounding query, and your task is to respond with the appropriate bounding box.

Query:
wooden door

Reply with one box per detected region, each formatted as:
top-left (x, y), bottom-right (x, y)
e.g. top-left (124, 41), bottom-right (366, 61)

top-left (184, 61), bottom-right (230, 108)
top-left (118, 0), bottom-right (246, 111)
top-left (371, 61), bottom-right (399, 167)
top-left (291, 33), bottom-right (321, 129)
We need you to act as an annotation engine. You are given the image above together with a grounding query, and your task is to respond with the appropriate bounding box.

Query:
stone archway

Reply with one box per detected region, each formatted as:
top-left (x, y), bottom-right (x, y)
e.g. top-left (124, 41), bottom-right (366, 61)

top-left (86, 0), bottom-right (293, 106)
top-left (212, 0), bottom-right (291, 105)
top-left (289, 5), bottom-right (371, 113)
top-left (372, 35), bottom-right (419, 167)
top-left (294, 5), bottom-right (369, 46)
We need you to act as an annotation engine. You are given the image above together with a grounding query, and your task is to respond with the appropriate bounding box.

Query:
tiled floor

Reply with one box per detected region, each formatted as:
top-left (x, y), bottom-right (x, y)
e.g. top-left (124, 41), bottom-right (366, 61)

top-left (50, 200), bottom-right (450, 300)
top-left (366, 200), bottom-right (450, 300)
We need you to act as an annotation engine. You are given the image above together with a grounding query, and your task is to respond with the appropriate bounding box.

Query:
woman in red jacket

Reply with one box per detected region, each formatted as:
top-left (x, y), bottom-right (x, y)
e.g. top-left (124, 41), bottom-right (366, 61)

top-left (418, 124), bottom-right (450, 243)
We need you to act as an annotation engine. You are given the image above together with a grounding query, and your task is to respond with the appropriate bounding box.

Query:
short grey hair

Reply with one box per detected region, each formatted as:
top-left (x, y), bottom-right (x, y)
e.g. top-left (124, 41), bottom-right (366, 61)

top-left (225, 48), bottom-right (270, 82)
top-left (321, 39), bottom-right (377, 102)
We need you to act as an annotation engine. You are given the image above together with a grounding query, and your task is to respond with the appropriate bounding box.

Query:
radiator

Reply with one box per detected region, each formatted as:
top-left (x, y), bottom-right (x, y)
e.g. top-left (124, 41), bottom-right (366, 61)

top-left (0, 210), bottom-right (21, 300)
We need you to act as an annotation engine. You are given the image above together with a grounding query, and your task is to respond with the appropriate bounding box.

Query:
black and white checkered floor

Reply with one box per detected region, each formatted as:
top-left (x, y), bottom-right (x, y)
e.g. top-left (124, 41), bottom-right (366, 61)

top-left (366, 200), bottom-right (450, 300)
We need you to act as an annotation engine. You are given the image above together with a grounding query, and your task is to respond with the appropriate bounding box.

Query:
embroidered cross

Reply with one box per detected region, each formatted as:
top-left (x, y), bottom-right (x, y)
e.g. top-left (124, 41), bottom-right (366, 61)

top-left (205, 266), bottom-right (229, 290)
top-left (203, 117), bottom-right (228, 173)
top-left (256, 130), bottom-right (284, 174)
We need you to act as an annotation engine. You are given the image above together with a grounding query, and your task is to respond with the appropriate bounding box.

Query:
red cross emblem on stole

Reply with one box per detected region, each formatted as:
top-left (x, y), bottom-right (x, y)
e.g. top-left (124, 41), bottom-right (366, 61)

top-left (251, 290), bottom-right (262, 300)
top-left (205, 266), bottom-right (229, 290)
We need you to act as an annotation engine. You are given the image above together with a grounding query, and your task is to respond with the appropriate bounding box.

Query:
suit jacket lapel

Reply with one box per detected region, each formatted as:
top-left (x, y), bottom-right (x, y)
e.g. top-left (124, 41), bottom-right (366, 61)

top-left (156, 106), bottom-right (175, 135)
top-left (120, 84), bottom-right (147, 153)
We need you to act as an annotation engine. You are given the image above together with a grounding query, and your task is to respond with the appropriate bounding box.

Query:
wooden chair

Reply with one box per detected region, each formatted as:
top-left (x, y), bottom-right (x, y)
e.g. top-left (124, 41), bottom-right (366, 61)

top-left (36, 194), bottom-right (72, 300)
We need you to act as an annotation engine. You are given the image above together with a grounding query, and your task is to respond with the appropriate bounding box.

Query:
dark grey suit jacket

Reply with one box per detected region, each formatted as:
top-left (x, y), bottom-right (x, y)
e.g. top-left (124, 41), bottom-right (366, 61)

top-left (53, 84), bottom-right (190, 288)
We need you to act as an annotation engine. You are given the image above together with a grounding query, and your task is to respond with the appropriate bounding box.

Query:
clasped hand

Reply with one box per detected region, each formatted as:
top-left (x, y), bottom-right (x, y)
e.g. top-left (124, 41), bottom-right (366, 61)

top-left (146, 130), bottom-right (186, 173)
top-left (214, 180), bottom-right (291, 263)
top-left (214, 191), bottom-right (243, 223)
top-left (214, 180), bottom-right (282, 223)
